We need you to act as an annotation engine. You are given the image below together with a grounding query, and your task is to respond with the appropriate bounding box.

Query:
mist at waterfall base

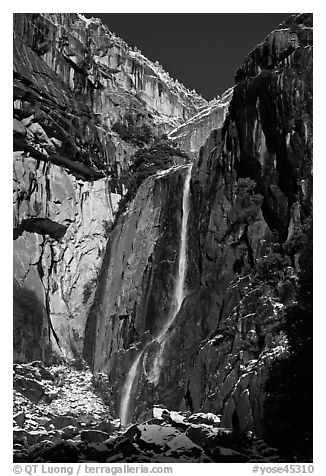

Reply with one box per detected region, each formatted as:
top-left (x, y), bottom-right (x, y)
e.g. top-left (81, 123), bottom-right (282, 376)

top-left (119, 164), bottom-right (193, 426)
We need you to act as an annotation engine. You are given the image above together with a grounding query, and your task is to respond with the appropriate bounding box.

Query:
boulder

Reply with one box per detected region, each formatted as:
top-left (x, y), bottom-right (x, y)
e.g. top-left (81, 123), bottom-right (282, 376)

top-left (28, 441), bottom-right (79, 463)
top-left (13, 376), bottom-right (45, 402)
top-left (29, 361), bottom-right (54, 380)
top-left (260, 455), bottom-right (281, 462)
top-left (51, 415), bottom-right (79, 430)
top-left (33, 416), bottom-right (51, 427)
top-left (43, 390), bottom-right (60, 403)
top-left (161, 410), bottom-right (171, 422)
top-left (13, 411), bottom-right (26, 427)
top-left (211, 446), bottom-right (248, 462)
top-left (80, 442), bottom-right (111, 462)
top-left (13, 443), bottom-right (25, 451)
top-left (81, 430), bottom-right (110, 444)
top-left (169, 411), bottom-right (187, 425)
top-left (123, 422), bottom-right (210, 461)
top-left (13, 428), bottom-right (27, 444)
top-left (93, 420), bottom-right (114, 435)
top-left (24, 419), bottom-right (39, 429)
top-left (150, 455), bottom-right (191, 463)
top-left (168, 411), bottom-right (190, 431)
top-left (123, 424), bottom-right (141, 440)
top-left (103, 437), bottom-right (116, 449)
top-left (38, 366), bottom-right (55, 381)
top-left (26, 430), bottom-right (49, 446)
top-left (40, 431), bottom-right (62, 445)
top-left (114, 437), bottom-right (141, 456)
top-left (13, 118), bottom-right (26, 136)
top-left (165, 432), bottom-right (210, 460)
top-left (13, 451), bottom-right (28, 463)
top-left (185, 424), bottom-right (213, 447)
top-left (188, 412), bottom-right (221, 427)
top-left (14, 364), bottom-right (42, 381)
top-left (260, 447), bottom-right (279, 457)
top-left (106, 453), bottom-right (125, 463)
top-left (185, 424), bottom-right (248, 462)
top-left (61, 426), bottom-right (79, 440)
top-left (152, 406), bottom-right (167, 419)
top-left (144, 418), bottom-right (165, 426)
top-left (23, 440), bottom-right (53, 462)
top-left (75, 414), bottom-right (98, 426)
top-left (125, 424), bottom-right (179, 452)
top-left (138, 408), bottom-right (155, 423)
top-left (111, 419), bottom-right (121, 429)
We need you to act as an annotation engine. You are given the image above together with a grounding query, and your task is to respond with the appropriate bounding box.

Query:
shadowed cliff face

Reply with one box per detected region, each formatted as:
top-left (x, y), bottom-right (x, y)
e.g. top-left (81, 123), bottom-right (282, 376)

top-left (178, 13), bottom-right (312, 434)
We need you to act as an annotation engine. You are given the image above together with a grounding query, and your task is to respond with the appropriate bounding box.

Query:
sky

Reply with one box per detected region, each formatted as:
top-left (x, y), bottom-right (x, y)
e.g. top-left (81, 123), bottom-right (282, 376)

top-left (84, 13), bottom-right (292, 100)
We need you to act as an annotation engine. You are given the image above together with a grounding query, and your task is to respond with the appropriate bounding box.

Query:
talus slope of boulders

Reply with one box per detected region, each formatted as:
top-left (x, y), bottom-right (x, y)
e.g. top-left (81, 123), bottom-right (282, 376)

top-left (13, 362), bottom-right (282, 463)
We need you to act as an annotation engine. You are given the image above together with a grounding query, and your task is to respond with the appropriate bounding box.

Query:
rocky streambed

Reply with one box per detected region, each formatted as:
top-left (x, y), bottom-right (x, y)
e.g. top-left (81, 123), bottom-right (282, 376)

top-left (13, 361), bottom-right (282, 463)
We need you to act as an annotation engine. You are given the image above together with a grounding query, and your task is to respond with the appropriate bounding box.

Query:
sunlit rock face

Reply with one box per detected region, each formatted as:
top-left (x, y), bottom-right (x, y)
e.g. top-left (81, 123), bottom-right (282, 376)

top-left (13, 152), bottom-right (114, 360)
top-left (13, 13), bottom-right (206, 362)
top-left (169, 87), bottom-right (233, 156)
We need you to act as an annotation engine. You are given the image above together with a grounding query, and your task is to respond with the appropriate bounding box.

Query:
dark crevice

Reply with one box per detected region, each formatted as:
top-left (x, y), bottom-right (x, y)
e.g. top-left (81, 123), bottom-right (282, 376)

top-left (13, 218), bottom-right (68, 240)
top-left (217, 298), bottom-right (225, 329)
top-left (44, 287), bottom-right (61, 350)
top-left (26, 172), bottom-right (38, 200)
top-left (35, 240), bottom-right (61, 351)
top-left (184, 381), bottom-right (194, 413)
top-left (243, 225), bottom-right (255, 268)
top-left (232, 409), bottom-right (240, 431)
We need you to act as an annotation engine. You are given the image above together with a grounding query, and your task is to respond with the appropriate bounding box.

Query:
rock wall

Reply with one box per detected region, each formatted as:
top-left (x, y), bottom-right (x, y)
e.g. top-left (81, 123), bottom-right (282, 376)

top-left (83, 166), bottom-right (189, 413)
top-left (169, 87), bottom-right (233, 156)
top-left (13, 152), bottom-right (115, 361)
top-left (85, 14), bottom-right (312, 433)
top-left (13, 13), bottom-right (206, 362)
top-left (14, 13), bottom-right (206, 178)
top-left (183, 12), bottom-right (312, 433)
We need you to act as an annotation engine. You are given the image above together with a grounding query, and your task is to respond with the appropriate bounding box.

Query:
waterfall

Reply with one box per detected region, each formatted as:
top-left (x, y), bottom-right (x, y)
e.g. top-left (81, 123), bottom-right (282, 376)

top-left (120, 351), bottom-right (143, 426)
top-left (156, 163), bottom-right (192, 343)
top-left (119, 164), bottom-right (192, 425)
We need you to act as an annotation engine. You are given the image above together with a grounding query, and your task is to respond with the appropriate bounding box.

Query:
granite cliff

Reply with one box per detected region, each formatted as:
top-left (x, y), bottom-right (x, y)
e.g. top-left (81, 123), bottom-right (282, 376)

top-left (13, 13), bottom-right (313, 463)
top-left (168, 87), bottom-right (233, 157)
top-left (13, 12), bottom-right (206, 361)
